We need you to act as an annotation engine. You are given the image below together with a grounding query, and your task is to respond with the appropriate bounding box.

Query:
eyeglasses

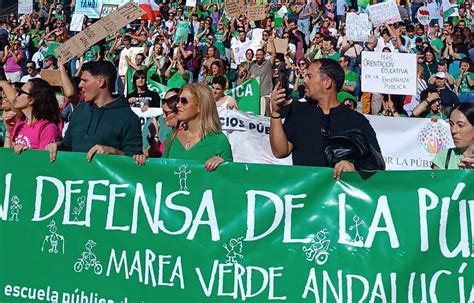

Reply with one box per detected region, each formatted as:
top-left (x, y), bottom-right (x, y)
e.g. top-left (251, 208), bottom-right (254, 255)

top-left (338, 60), bottom-right (345, 63)
top-left (321, 114), bottom-right (330, 137)
top-left (16, 88), bottom-right (31, 96)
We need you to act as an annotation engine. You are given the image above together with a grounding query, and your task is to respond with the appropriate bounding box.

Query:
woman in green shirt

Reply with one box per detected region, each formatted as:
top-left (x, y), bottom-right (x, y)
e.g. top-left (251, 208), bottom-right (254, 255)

top-left (432, 103), bottom-right (474, 170)
top-left (164, 83), bottom-right (233, 171)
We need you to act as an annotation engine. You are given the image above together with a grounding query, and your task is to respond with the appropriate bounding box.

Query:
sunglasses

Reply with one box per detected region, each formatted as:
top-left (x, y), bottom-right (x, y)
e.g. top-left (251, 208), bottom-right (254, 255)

top-left (298, 62), bottom-right (306, 66)
top-left (163, 109), bottom-right (176, 117)
top-left (26, 66), bottom-right (35, 69)
top-left (16, 88), bottom-right (31, 96)
top-left (178, 96), bottom-right (191, 105)
top-left (162, 95), bottom-right (178, 104)
top-left (321, 114), bottom-right (330, 137)
top-left (136, 75), bottom-right (146, 79)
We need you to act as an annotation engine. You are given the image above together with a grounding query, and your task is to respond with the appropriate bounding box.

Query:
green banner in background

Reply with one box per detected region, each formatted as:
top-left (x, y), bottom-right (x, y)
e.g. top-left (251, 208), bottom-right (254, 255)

top-left (225, 77), bottom-right (260, 115)
top-left (0, 149), bottom-right (473, 302)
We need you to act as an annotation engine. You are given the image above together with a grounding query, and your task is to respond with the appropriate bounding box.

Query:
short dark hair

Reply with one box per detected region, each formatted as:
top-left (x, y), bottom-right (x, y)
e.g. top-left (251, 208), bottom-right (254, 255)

top-left (81, 60), bottom-right (117, 92)
top-left (212, 75), bottom-right (227, 88)
top-left (419, 87), bottom-right (438, 102)
top-left (313, 58), bottom-right (344, 92)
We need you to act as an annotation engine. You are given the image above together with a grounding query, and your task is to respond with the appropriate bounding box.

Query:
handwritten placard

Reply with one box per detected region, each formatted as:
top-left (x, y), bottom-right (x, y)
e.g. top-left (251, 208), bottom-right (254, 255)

top-left (18, 0), bottom-right (33, 14)
top-left (274, 38), bottom-right (288, 54)
top-left (225, 0), bottom-right (245, 18)
top-left (367, 0), bottom-right (402, 26)
top-left (100, 4), bottom-right (119, 17)
top-left (40, 69), bottom-right (62, 87)
top-left (346, 13), bottom-right (371, 42)
top-left (56, 2), bottom-right (145, 63)
top-left (361, 51), bottom-right (417, 95)
top-left (247, 5), bottom-right (266, 21)
top-left (70, 14), bottom-right (85, 32)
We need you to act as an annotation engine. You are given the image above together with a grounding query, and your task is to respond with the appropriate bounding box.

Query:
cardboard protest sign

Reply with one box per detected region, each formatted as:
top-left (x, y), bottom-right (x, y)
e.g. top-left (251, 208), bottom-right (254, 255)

top-left (247, 5), bottom-right (266, 21)
top-left (118, 47), bottom-right (144, 76)
top-left (173, 21), bottom-right (191, 44)
top-left (56, 2), bottom-right (144, 63)
top-left (416, 6), bottom-right (431, 25)
top-left (225, 0), bottom-right (245, 18)
top-left (367, 0), bottom-right (402, 26)
top-left (274, 38), bottom-right (289, 54)
top-left (346, 12), bottom-right (371, 42)
top-left (0, 148), bottom-right (472, 302)
top-left (18, 0), bottom-right (33, 14)
top-left (361, 51), bottom-right (417, 95)
top-left (40, 69), bottom-right (62, 87)
top-left (70, 14), bottom-right (84, 32)
top-left (99, 4), bottom-right (119, 17)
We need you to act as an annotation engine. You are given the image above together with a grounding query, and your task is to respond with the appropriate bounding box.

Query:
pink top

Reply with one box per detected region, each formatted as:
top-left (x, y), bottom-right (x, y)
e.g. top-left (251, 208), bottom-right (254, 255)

top-left (11, 119), bottom-right (61, 150)
top-left (4, 50), bottom-right (24, 73)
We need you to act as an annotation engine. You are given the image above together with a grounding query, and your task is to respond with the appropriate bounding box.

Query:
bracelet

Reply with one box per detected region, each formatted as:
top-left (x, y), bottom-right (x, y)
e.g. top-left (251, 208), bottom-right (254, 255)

top-left (271, 115), bottom-right (281, 119)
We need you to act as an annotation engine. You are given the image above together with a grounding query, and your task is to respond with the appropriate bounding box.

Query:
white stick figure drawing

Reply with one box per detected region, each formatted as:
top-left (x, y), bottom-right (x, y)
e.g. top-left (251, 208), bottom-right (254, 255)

top-left (349, 215), bottom-right (365, 244)
top-left (41, 220), bottom-right (65, 254)
top-left (303, 228), bottom-right (331, 265)
top-left (72, 196), bottom-right (86, 221)
top-left (74, 240), bottom-right (103, 275)
top-left (223, 237), bottom-right (244, 264)
top-left (9, 196), bottom-right (22, 221)
top-left (174, 165), bottom-right (191, 191)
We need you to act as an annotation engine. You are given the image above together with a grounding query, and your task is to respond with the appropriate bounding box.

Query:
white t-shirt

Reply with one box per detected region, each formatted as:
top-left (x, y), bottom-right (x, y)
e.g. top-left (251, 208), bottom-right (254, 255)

top-left (20, 74), bottom-right (41, 82)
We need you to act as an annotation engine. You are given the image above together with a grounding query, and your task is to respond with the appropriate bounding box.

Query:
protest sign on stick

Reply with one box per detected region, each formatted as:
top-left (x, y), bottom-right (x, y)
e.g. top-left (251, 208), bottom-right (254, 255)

top-left (56, 2), bottom-right (145, 63)
top-left (247, 5), bottom-right (266, 21)
top-left (346, 12), bottom-right (371, 42)
top-left (185, 0), bottom-right (197, 7)
top-left (367, 0), bottom-right (402, 26)
top-left (416, 6), bottom-right (431, 25)
top-left (361, 51), bottom-right (417, 95)
top-left (225, 0), bottom-right (245, 18)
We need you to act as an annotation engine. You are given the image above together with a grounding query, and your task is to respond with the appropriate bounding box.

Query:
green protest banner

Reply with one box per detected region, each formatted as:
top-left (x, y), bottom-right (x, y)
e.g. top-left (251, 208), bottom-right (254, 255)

top-left (173, 21), bottom-right (191, 45)
top-left (148, 78), bottom-right (170, 98)
top-left (0, 149), bottom-right (473, 302)
top-left (44, 42), bottom-right (61, 58)
top-left (225, 77), bottom-right (260, 115)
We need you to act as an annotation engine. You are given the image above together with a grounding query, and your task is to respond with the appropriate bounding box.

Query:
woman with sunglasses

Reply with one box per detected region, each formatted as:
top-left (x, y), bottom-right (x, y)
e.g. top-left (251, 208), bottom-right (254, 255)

top-left (1, 39), bottom-right (25, 83)
top-left (289, 58), bottom-right (309, 100)
top-left (163, 83), bottom-right (232, 171)
top-left (134, 89), bottom-right (180, 164)
top-left (2, 78), bottom-right (61, 153)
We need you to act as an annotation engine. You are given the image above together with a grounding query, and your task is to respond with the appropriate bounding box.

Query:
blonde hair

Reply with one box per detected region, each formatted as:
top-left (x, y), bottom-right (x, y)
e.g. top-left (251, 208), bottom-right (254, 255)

top-left (181, 83), bottom-right (222, 137)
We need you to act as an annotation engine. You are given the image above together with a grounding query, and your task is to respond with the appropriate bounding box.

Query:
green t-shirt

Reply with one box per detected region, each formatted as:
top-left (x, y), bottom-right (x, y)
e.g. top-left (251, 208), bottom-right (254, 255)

top-left (163, 131), bottom-right (233, 162)
top-left (425, 112), bottom-right (448, 120)
top-left (455, 72), bottom-right (474, 93)
top-left (431, 148), bottom-right (463, 170)
top-left (213, 31), bottom-right (225, 57)
top-left (343, 70), bottom-right (357, 90)
top-left (322, 51), bottom-right (340, 61)
top-left (430, 38), bottom-right (444, 61)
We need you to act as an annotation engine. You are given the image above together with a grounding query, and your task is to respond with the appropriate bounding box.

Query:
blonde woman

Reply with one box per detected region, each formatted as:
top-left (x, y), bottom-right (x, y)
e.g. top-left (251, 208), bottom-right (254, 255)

top-left (163, 83), bottom-right (233, 171)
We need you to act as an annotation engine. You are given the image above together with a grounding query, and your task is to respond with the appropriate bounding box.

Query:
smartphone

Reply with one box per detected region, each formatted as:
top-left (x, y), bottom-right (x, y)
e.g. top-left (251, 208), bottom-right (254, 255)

top-left (278, 73), bottom-right (289, 99)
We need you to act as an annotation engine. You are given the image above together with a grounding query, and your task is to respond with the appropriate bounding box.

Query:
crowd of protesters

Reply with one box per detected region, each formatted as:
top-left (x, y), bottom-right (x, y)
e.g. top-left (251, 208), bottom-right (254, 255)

top-left (0, 0), bottom-right (473, 171)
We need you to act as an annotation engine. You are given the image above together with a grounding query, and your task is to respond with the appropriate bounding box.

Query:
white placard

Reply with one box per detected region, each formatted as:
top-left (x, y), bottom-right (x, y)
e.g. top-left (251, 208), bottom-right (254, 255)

top-left (361, 51), bottom-right (417, 95)
top-left (367, 0), bottom-right (402, 26)
top-left (346, 12), bottom-right (371, 42)
top-left (18, 0), bottom-right (33, 14)
top-left (70, 14), bottom-right (85, 32)
top-left (231, 40), bottom-right (260, 65)
top-left (118, 47), bottom-right (144, 76)
top-left (74, 0), bottom-right (129, 19)
top-left (185, 0), bottom-right (197, 7)
top-left (366, 115), bottom-right (453, 170)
